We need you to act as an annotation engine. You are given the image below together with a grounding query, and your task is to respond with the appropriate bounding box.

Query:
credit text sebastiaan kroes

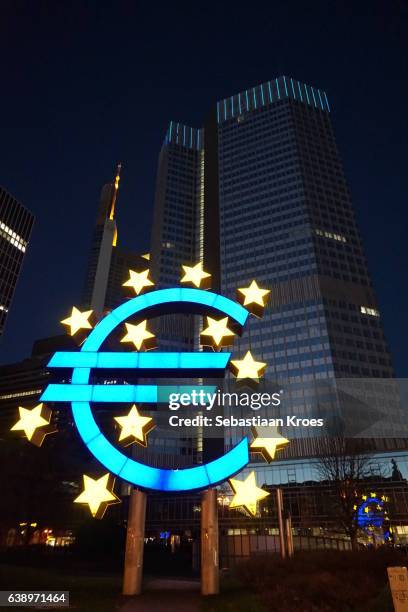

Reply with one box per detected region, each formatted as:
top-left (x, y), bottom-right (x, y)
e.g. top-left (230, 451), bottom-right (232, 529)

top-left (166, 390), bottom-right (324, 428)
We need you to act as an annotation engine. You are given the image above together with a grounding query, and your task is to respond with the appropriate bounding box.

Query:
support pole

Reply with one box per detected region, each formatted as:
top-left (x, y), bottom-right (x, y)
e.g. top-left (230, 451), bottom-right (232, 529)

top-left (201, 488), bottom-right (219, 595)
top-left (276, 488), bottom-right (286, 559)
top-left (123, 488), bottom-right (147, 596)
top-left (285, 514), bottom-right (294, 558)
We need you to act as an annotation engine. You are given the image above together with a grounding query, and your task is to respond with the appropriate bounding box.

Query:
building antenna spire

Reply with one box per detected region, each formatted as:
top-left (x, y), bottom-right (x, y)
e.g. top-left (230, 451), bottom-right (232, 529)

top-left (109, 162), bottom-right (122, 220)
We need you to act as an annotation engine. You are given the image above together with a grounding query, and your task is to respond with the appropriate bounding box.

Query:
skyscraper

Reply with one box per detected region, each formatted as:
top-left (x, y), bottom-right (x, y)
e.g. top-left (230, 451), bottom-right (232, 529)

top-left (0, 166), bottom-right (146, 438)
top-left (145, 78), bottom-right (408, 560)
top-left (82, 165), bottom-right (146, 315)
top-left (148, 126), bottom-right (205, 464)
top-left (210, 76), bottom-right (392, 385)
top-left (150, 123), bottom-right (204, 351)
top-left (151, 76), bottom-right (405, 465)
top-left (0, 187), bottom-right (34, 336)
top-left (206, 76), bottom-right (405, 448)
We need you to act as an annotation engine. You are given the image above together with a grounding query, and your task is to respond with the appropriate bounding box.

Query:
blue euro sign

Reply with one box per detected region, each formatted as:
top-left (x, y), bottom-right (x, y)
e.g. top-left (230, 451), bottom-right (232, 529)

top-left (41, 288), bottom-right (250, 491)
top-left (357, 496), bottom-right (385, 529)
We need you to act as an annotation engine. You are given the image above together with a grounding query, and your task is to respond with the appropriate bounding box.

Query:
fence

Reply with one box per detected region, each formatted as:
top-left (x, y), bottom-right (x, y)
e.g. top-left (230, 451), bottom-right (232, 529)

top-left (219, 533), bottom-right (351, 568)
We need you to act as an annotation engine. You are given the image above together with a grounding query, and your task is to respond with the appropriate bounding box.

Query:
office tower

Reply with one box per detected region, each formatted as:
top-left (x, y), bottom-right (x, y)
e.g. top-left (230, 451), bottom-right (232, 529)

top-left (145, 77), bottom-right (408, 560)
top-left (148, 125), bottom-right (204, 464)
top-left (82, 165), bottom-right (145, 314)
top-left (151, 76), bottom-right (405, 458)
top-left (0, 335), bottom-right (77, 432)
top-left (150, 123), bottom-right (204, 351)
top-left (0, 187), bottom-right (34, 336)
top-left (206, 76), bottom-right (404, 445)
top-left (210, 76), bottom-right (392, 381)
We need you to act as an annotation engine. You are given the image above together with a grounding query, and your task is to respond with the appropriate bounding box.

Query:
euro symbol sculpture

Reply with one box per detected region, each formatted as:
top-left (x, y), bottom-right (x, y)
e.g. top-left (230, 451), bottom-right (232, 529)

top-left (41, 288), bottom-right (250, 491)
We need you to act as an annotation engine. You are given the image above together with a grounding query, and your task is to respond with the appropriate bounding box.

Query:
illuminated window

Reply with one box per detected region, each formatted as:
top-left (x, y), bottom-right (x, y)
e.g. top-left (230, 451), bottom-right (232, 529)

top-left (315, 228), bottom-right (346, 243)
top-left (360, 306), bottom-right (380, 317)
top-left (0, 221), bottom-right (27, 252)
top-left (0, 388), bottom-right (42, 400)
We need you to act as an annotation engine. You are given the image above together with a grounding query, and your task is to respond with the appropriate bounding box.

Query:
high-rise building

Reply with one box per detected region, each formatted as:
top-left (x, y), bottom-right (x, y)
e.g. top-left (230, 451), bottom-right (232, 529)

top-left (148, 126), bottom-right (205, 464)
top-left (82, 165), bottom-right (146, 314)
top-left (205, 77), bottom-right (405, 448)
top-left (145, 76), bottom-right (408, 560)
top-left (150, 76), bottom-right (406, 469)
top-left (1, 167), bottom-right (146, 430)
top-left (0, 187), bottom-right (34, 336)
top-left (150, 123), bottom-right (204, 351)
top-left (0, 335), bottom-right (77, 433)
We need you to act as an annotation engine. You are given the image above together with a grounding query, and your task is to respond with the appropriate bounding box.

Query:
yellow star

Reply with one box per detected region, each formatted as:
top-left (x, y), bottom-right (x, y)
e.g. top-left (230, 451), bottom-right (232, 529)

top-left (122, 269), bottom-right (154, 295)
top-left (250, 426), bottom-right (289, 462)
top-left (74, 473), bottom-right (119, 519)
top-left (61, 306), bottom-right (93, 336)
top-left (11, 404), bottom-right (55, 447)
top-left (362, 495), bottom-right (367, 501)
top-left (120, 320), bottom-right (156, 351)
top-left (353, 505), bottom-right (357, 510)
top-left (200, 316), bottom-right (235, 349)
top-left (230, 351), bottom-right (267, 380)
top-left (114, 405), bottom-right (155, 447)
top-left (229, 471), bottom-right (270, 517)
top-left (364, 506), bottom-right (370, 514)
top-left (237, 280), bottom-right (270, 317)
top-left (181, 262), bottom-right (211, 289)
top-left (370, 492), bottom-right (376, 498)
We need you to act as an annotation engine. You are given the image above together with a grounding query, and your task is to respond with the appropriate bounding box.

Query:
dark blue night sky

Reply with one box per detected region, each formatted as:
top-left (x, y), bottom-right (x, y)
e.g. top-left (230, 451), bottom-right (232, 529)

top-left (0, 1), bottom-right (407, 375)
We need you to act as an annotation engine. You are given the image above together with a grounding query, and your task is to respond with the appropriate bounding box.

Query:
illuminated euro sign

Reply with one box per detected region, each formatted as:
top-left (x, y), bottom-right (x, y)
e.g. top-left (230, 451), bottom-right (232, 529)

top-left (356, 495), bottom-right (386, 529)
top-left (41, 288), bottom-right (250, 492)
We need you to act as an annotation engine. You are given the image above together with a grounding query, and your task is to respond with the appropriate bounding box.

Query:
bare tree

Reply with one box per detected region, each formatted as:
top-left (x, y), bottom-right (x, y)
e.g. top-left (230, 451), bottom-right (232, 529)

top-left (316, 437), bottom-right (373, 550)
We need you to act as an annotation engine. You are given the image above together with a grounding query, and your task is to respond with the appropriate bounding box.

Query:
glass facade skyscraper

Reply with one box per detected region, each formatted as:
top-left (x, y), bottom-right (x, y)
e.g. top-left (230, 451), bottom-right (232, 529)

top-left (212, 76), bottom-right (392, 383)
top-left (150, 76), bottom-right (406, 471)
top-left (0, 186), bottom-right (34, 336)
top-left (150, 123), bottom-right (204, 351)
top-left (148, 125), bottom-right (205, 464)
top-left (205, 76), bottom-right (406, 452)
top-left (144, 78), bottom-right (408, 559)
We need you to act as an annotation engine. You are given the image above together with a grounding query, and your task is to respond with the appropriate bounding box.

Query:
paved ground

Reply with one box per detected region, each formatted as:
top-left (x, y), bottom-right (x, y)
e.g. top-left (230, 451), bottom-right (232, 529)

top-left (119, 578), bottom-right (202, 612)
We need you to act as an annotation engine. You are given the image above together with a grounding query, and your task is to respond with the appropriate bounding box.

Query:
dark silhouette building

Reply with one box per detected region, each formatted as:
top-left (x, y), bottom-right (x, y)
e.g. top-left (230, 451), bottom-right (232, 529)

top-left (0, 186), bottom-right (34, 336)
top-left (82, 164), bottom-right (146, 314)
